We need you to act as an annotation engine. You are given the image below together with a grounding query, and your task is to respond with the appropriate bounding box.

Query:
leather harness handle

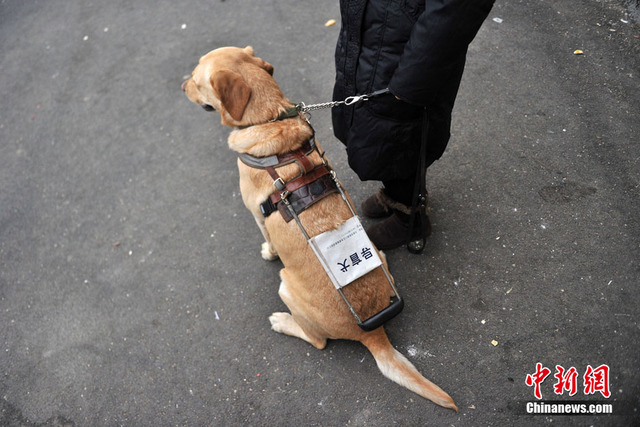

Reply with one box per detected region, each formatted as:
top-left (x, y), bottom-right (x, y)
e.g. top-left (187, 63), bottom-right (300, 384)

top-left (357, 296), bottom-right (404, 332)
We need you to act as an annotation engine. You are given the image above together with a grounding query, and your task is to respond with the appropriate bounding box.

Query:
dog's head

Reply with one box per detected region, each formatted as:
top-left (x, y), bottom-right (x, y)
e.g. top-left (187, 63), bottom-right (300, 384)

top-left (182, 46), bottom-right (284, 127)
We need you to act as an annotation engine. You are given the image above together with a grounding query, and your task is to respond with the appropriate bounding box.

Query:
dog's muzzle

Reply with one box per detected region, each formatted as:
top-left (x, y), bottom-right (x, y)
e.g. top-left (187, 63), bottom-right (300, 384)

top-left (181, 79), bottom-right (216, 112)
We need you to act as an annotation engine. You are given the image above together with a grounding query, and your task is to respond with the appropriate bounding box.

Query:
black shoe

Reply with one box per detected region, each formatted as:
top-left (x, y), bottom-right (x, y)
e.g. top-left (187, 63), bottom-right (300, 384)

top-left (366, 211), bottom-right (431, 250)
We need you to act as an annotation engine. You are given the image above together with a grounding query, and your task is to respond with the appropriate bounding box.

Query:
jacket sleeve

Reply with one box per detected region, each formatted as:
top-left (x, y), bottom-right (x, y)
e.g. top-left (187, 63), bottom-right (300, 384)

top-left (388, 0), bottom-right (494, 106)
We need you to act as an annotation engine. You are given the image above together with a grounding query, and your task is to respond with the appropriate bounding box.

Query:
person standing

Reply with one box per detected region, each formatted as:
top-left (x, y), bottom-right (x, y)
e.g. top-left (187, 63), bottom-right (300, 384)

top-left (332, 0), bottom-right (495, 250)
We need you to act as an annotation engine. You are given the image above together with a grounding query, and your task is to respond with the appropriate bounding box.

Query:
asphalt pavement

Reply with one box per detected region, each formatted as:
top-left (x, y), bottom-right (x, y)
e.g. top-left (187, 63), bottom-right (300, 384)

top-left (1, 0), bottom-right (639, 425)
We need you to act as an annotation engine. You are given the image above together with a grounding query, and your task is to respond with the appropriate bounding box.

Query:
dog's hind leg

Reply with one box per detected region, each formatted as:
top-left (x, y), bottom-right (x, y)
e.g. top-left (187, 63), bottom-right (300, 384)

top-left (269, 312), bottom-right (326, 349)
top-left (269, 278), bottom-right (327, 350)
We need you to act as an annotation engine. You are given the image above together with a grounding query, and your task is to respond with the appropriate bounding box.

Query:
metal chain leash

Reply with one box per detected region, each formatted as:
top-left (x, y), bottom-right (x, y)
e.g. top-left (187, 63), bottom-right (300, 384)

top-left (297, 88), bottom-right (390, 113)
top-left (297, 100), bottom-right (345, 112)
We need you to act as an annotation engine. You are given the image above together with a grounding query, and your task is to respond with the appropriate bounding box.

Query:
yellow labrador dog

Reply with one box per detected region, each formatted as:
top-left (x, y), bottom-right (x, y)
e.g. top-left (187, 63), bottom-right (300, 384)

top-left (182, 46), bottom-right (456, 410)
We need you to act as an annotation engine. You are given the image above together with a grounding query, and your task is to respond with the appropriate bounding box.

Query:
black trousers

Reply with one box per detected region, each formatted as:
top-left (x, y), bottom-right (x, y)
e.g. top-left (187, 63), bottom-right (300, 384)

top-left (382, 57), bottom-right (467, 207)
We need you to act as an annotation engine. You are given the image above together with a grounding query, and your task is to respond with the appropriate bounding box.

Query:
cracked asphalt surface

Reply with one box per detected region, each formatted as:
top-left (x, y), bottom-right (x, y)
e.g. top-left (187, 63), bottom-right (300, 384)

top-left (1, 0), bottom-right (639, 425)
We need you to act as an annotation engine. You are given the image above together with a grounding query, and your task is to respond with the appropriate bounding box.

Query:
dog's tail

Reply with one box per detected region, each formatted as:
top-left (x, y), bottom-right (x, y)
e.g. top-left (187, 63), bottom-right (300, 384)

top-left (361, 328), bottom-right (458, 411)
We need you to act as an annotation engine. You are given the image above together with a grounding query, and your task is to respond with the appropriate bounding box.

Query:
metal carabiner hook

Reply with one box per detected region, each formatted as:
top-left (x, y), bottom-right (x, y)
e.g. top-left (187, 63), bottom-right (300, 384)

top-left (344, 94), bottom-right (369, 106)
top-left (343, 96), bottom-right (359, 105)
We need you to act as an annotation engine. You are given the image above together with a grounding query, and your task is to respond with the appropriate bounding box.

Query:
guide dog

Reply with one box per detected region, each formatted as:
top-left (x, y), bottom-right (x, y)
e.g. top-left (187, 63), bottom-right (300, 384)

top-left (182, 46), bottom-right (457, 410)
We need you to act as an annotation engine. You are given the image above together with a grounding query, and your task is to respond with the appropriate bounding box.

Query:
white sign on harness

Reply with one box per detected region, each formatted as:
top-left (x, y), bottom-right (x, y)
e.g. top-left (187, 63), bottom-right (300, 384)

top-left (309, 216), bottom-right (382, 289)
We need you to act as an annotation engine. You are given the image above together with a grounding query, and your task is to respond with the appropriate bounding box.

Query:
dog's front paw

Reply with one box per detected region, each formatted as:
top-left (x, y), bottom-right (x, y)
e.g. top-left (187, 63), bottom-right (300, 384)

top-left (261, 241), bottom-right (279, 261)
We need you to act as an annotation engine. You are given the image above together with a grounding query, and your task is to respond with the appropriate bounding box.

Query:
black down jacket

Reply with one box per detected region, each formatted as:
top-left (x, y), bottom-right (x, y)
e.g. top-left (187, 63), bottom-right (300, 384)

top-left (332, 0), bottom-right (494, 182)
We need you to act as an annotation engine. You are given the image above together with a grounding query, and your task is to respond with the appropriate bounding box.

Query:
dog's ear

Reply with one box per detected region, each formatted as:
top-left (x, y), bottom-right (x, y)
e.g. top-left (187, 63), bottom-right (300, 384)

top-left (211, 69), bottom-right (251, 122)
top-left (244, 45), bottom-right (274, 75)
top-left (259, 59), bottom-right (274, 76)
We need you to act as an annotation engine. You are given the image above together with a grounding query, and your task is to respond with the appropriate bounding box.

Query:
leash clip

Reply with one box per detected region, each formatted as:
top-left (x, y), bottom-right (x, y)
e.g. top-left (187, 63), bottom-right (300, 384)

top-left (344, 94), bottom-right (369, 105)
top-left (280, 190), bottom-right (291, 203)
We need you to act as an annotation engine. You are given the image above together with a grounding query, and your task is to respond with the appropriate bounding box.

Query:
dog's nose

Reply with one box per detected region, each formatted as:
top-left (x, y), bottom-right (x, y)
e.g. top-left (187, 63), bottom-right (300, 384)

top-left (181, 79), bottom-right (189, 92)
